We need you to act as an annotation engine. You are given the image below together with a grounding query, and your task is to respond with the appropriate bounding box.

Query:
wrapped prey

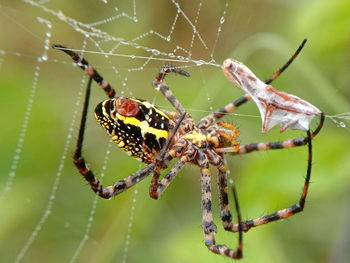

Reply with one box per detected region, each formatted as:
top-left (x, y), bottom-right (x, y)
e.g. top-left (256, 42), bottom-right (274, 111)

top-left (222, 58), bottom-right (322, 133)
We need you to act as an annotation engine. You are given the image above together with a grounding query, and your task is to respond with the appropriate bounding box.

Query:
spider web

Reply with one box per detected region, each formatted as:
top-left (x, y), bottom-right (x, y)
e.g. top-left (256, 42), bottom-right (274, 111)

top-left (1, 1), bottom-right (350, 263)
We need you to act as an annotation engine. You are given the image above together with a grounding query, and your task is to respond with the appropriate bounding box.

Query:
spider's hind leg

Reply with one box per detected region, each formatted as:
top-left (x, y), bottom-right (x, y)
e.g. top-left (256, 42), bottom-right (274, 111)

top-left (73, 76), bottom-right (154, 198)
top-left (52, 45), bottom-right (116, 98)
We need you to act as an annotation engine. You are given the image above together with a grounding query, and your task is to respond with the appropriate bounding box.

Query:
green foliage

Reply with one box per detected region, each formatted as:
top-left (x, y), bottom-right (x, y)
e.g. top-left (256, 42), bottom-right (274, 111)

top-left (0, 1), bottom-right (349, 263)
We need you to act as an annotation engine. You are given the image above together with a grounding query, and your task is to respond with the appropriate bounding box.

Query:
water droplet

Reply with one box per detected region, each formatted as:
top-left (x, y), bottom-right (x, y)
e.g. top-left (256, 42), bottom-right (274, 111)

top-left (195, 59), bottom-right (205, 66)
top-left (220, 17), bottom-right (225, 24)
top-left (151, 49), bottom-right (160, 55)
top-left (338, 121), bottom-right (346, 128)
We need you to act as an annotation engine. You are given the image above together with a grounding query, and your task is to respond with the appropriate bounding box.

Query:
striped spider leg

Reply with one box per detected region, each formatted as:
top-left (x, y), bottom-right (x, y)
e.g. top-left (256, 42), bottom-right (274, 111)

top-left (54, 46), bottom-right (245, 258)
top-left (198, 39), bottom-right (324, 234)
top-left (53, 45), bottom-right (180, 199)
top-left (151, 65), bottom-right (244, 258)
top-left (53, 38), bottom-right (323, 259)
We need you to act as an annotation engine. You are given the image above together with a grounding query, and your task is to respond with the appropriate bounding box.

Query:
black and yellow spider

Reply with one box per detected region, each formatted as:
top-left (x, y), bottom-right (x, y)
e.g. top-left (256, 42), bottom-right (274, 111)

top-left (53, 41), bottom-right (324, 259)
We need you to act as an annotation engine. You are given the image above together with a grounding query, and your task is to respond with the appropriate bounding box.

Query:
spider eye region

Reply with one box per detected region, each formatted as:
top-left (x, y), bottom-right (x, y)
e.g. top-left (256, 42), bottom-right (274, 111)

top-left (94, 98), bottom-right (171, 163)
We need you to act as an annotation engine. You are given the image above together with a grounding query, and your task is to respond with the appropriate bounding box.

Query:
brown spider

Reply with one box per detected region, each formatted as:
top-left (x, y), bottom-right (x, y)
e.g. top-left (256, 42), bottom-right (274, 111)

top-left (53, 40), bottom-right (324, 259)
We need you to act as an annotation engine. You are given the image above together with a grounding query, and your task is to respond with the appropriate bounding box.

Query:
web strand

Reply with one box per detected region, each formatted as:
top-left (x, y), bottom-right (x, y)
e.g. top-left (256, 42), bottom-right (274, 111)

top-left (13, 18), bottom-right (82, 262)
top-left (1, 1), bottom-right (349, 263)
top-left (1, 17), bottom-right (52, 201)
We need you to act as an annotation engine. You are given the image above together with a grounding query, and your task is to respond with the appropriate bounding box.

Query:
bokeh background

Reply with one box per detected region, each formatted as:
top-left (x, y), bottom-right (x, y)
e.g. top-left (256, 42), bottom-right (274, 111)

top-left (1, 0), bottom-right (350, 263)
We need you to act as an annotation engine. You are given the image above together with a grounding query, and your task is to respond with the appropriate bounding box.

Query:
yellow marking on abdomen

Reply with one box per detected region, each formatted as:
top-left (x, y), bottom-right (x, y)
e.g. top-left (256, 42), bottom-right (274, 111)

top-left (116, 114), bottom-right (169, 139)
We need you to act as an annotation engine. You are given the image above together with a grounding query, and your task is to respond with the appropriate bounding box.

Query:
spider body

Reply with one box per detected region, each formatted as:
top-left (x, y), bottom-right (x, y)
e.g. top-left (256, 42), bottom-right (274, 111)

top-left (95, 96), bottom-right (238, 167)
top-left (171, 123), bottom-right (239, 163)
top-left (53, 40), bottom-right (324, 259)
top-left (94, 97), bottom-right (171, 163)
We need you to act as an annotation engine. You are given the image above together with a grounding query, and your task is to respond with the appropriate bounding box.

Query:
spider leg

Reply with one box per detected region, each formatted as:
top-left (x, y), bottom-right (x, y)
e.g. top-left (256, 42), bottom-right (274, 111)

top-left (149, 158), bottom-right (186, 199)
top-left (52, 45), bottom-right (116, 98)
top-left (264, 39), bottom-right (307, 84)
top-left (216, 113), bottom-right (324, 154)
top-left (153, 65), bottom-right (189, 114)
top-left (203, 153), bottom-right (244, 237)
top-left (149, 112), bottom-right (187, 199)
top-left (198, 39), bottom-right (307, 128)
top-left (199, 162), bottom-right (243, 259)
top-left (216, 162), bottom-right (240, 232)
top-left (229, 129), bottom-right (314, 232)
top-left (73, 76), bottom-right (154, 198)
top-left (197, 94), bottom-right (251, 128)
top-left (214, 113), bottom-right (323, 232)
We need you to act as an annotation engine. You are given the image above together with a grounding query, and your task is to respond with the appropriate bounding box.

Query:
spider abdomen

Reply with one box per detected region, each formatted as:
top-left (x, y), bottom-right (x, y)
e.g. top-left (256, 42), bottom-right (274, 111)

top-left (94, 97), bottom-right (171, 163)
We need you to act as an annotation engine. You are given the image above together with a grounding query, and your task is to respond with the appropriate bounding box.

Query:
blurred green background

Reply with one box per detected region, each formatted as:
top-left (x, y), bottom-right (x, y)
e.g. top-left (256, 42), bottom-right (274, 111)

top-left (0, 0), bottom-right (350, 262)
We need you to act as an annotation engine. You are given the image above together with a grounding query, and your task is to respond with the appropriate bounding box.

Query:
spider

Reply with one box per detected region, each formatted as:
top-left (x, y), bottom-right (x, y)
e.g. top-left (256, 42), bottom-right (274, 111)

top-left (53, 40), bottom-right (324, 259)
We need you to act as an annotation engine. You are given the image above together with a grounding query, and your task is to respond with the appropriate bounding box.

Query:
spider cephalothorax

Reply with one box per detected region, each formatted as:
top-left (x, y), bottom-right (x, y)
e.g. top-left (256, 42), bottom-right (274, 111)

top-left (53, 40), bottom-right (323, 259)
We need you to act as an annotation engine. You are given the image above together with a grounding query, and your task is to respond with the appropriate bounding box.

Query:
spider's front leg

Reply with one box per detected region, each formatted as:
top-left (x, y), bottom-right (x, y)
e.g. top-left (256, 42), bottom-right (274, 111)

top-left (213, 113), bottom-right (324, 232)
top-left (228, 130), bottom-right (314, 232)
top-left (149, 66), bottom-right (194, 198)
top-left (198, 39), bottom-right (307, 129)
top-left (153, 65), bottom-right (189, 115)
top-left (228, 116), bottom-right (325, 233)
